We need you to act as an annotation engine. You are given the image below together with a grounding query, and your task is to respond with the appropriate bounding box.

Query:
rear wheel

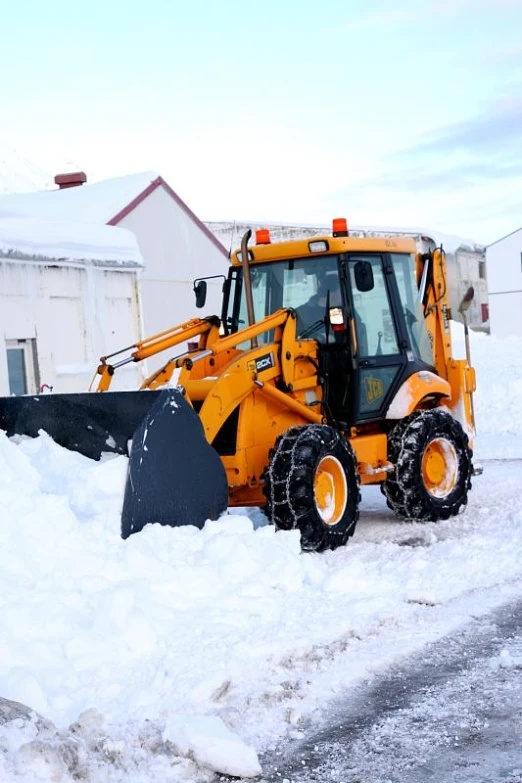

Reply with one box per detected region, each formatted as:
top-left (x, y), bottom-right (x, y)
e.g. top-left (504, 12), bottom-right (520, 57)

top-left (382, 409), bottom-right (472, 522)
top-left (264, 425), bottom-right (360, 552)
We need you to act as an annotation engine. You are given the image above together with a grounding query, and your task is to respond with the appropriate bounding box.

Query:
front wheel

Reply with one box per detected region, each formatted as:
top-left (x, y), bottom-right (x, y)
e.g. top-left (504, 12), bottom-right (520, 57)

top-left (382, 409), bottom-right (473, 522)
top-left (264, 425), bottom-right (360, 552)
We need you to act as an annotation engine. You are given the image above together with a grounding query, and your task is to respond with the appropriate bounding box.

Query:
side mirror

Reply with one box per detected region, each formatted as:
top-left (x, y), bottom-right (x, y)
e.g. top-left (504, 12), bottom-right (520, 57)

top-left (194, 280), bottom-right (207, 309)
top-left (354, 261), bottom-right (374, 292)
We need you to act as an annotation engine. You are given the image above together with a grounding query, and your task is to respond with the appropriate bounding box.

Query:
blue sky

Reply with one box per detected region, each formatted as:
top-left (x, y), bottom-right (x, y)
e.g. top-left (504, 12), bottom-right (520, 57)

top-left (1, 0), bottom-right (521, 242)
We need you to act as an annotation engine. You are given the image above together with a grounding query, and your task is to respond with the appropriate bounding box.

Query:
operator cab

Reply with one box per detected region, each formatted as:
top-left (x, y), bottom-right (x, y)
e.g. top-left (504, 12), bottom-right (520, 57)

top-left (222, 225), bottom-right (434, 427)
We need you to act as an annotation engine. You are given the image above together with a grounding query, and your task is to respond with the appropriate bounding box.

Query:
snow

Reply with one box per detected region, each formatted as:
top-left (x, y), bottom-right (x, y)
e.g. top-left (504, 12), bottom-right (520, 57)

top-left (385, 370), bottom-right (447, 420)
top-left (162, 715), bottom-right (262, 778)
top-left (456, 327), bottom-right (522, 459)
top-left (0, 171), bottom-right (159, 226)
top-left (0, 328), bottom-right (521, 782)
top-left (0, 171), bottom-right (157, 268)
top-left (0, 214), bottom-right (143, 267)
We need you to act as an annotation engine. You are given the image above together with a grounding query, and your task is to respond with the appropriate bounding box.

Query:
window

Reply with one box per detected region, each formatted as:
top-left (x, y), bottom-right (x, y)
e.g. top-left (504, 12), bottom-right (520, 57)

top-left (479, 261), bottom-right (486, 280)
top-left (6, 339), bottom-right (39, 395)
top-left (232, 255), bottom-right (340, 345)
top-left (349, 257), bottom-right (399, 357)
top-left (7, 347), bottom-right (27, 395)
top-left (392, 254), bottom-right (433, 366)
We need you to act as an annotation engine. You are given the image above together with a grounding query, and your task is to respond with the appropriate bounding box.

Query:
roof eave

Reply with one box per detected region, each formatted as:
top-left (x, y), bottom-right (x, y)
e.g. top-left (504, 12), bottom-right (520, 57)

top-left (108, 176), bottom-right (228, 258)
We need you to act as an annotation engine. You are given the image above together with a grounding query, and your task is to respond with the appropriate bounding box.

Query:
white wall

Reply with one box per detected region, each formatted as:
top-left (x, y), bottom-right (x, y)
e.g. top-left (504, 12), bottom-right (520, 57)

top-left (486, 229), bottom-right (522, 337)
top-left (119, 187), bottom-right (228, 372)
top-left (488, 291), bottom-right (522, 338)
top-left (0, 261), bottom-right (144, 395)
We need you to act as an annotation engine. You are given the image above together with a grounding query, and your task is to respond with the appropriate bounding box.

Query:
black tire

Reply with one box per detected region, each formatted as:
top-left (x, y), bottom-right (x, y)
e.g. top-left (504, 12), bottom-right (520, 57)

top-left (263, 425), bottom-right (360, 552)
top-left (382, 409), bottom-right (473, 522)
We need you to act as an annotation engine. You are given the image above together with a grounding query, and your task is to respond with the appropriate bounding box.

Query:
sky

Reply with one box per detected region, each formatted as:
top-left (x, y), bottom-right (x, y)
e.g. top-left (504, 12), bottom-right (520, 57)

top-left (1, 0), bottom-right (521, 244)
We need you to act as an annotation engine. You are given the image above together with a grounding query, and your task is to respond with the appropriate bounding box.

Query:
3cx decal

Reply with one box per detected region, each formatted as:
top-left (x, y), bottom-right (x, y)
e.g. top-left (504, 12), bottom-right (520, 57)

top-left (364, 376), bottom-right (384, 403)
top-left (248, 352), bottom-right (275, 374)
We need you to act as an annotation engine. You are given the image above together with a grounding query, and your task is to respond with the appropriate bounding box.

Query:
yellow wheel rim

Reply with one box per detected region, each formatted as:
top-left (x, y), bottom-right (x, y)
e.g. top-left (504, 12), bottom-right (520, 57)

top-left (422, 438), bottom-right (458, 498)
top-left (313, 455), bottom-right (347, 525)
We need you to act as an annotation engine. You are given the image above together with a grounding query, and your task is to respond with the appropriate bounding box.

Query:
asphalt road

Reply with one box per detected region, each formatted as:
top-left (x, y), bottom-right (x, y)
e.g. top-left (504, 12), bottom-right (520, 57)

top-left (258, 598), bottom-right (522, 783)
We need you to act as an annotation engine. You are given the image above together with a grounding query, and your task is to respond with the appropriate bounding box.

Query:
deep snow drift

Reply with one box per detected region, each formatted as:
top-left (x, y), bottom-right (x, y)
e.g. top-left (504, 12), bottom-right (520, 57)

top-left (0, 327), bottom-right (521, 782)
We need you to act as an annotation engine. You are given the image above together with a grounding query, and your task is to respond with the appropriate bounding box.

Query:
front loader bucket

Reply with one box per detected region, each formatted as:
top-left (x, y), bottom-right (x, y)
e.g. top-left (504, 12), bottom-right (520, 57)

top-left (0, 390), bottom-right (166, 460)
top-left (0, 388), bottom-right (229, 537)
top-left (121, 389), bottom-right (229, 538)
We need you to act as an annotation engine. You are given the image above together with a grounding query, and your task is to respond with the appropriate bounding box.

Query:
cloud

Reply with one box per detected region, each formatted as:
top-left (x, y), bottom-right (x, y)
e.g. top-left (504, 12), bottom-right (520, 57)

top-left (325, 95), bottom-right (522, 242)
top-left (486, 40), bottom-right (522, 67)
top-left (353, 97), bottom-right (522, 197)
top-left (343, 0), bottom-right (521, 33)
top-left (373, 160), bottom-right (522, 193)
top-left (408, 100), bottom-right (522, 156)
top-left (423, 0), bottom-right (517, 14)
top-left (340, 8), bottom-right (415, 32)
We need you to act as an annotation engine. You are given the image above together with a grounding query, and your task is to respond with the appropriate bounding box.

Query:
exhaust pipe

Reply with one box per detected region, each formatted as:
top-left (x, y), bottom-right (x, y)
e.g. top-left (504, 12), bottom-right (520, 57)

top-left (240, 229), bottom-right (258, 349)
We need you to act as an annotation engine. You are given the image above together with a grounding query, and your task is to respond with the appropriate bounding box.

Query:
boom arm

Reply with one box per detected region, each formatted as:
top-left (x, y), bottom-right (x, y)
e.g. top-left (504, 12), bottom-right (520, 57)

top-left (90, 308), bottom-right (298, 393)
top-left (90, 317), bottom-right (221, 391)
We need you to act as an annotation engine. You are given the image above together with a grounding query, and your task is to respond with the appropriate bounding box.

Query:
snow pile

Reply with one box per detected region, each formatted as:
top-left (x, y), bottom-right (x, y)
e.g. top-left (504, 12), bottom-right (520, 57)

top-left (490, 648), bottom-right (522, 672)
top-left (163, 715), bottom-right (262, 778)
top-left (0, 330), bottom-right (521, 782)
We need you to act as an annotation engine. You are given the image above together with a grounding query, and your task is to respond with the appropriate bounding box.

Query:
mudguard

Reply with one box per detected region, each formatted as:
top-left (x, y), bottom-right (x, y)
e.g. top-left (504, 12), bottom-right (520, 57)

top-left (0, 389), bottom-right (229, 538)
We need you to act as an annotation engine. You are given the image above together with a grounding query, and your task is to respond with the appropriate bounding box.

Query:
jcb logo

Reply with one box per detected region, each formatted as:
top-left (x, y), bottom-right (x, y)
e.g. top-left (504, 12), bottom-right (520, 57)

top-left (364, 376), bottom-right (384, 403)
top-left (248, 352), bottom-right (275, 374)
top-left (256, 355), bottom-right (274, 371)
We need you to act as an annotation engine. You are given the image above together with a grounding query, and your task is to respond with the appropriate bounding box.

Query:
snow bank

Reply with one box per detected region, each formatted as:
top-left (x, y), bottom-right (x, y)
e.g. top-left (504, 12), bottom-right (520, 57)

top-left (452, 323), bottom-right (522, 459)
top-left (0, 330), bottom-right (520, 781)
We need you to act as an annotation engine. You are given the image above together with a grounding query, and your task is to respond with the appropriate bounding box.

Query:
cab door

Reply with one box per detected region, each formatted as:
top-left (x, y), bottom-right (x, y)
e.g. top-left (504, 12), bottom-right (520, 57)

top-left (344, 255), bottom-right (408, 422)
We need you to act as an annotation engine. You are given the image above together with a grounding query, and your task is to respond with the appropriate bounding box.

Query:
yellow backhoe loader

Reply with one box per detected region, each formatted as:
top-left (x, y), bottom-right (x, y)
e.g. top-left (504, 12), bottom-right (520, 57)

top-left (0, 221), bottom-right (477, 551)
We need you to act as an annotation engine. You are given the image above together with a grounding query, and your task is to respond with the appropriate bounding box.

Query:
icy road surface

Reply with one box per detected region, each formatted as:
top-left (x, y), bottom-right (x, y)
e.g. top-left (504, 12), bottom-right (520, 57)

top-left (259, 595), bottom-right (522, 783)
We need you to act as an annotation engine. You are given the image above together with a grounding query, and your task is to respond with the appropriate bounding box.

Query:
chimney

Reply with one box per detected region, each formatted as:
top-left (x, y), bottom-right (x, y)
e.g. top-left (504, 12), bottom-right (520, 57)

top-left (54, 171), bottom-right (87, 189)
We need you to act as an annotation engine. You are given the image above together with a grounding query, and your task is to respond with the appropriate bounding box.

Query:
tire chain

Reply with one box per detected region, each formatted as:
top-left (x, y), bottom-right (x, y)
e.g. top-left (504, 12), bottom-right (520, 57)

top-left (383, 409), bottom-right (473, 522)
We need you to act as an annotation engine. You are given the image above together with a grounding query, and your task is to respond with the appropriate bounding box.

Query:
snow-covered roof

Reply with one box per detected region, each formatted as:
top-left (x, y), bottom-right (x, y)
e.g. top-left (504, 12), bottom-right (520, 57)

top-left (0, 171), bottom-right (228, 257)
top-left (0, 213), bottom-right (143, 267)
top-left (207, 220), bottom-right (485, 257)
top-left (0, 171), bottom-right (160, 225)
